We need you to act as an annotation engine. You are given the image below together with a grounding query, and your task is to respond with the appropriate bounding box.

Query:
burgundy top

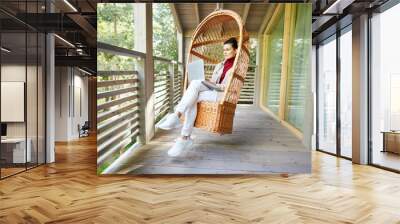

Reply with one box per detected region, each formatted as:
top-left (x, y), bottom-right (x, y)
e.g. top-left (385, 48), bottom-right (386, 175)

top-left (218, 57), bottom-right (235, 84)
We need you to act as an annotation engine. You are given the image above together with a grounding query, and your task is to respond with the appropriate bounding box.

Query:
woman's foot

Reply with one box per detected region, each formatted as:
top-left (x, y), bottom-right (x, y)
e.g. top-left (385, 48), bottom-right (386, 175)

top-left (168, 137), bottom-right (193, 157)
top-left (158, 112), bottom-right (181, 130)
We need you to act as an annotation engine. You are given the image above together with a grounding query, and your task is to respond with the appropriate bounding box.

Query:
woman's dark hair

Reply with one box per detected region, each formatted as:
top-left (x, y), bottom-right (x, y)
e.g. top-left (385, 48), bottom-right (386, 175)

top-left (224, 37), bottom-right (238, 49)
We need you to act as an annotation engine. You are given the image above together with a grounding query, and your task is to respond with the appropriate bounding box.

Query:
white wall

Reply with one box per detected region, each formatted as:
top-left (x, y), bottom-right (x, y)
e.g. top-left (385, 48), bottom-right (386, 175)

top-left (71, 72), bottom-right (89, 138)
top-left (1, 63), bottom-right (46, 164)
top-left (55, 67), bottom-right (89, 141)
top-left (1, 65), bottom-right (39, 137)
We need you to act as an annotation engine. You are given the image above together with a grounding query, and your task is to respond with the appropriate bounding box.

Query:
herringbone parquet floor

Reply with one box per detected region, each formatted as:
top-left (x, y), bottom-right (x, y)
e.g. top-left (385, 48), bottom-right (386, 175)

top-left (1, 136), bottom-right (400, 223)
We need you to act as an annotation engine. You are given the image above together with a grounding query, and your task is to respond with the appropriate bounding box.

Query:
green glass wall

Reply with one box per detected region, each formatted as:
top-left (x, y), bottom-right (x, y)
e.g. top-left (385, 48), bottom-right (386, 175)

top-left (285, 5), bottom-right (312, 131)
top-left (264, 12), bottom-right (284, 115)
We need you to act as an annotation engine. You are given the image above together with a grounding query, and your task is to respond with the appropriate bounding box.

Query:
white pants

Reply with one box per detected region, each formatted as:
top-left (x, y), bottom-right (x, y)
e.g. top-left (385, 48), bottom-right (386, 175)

top-left (175, 80), bottom-right (217, 136)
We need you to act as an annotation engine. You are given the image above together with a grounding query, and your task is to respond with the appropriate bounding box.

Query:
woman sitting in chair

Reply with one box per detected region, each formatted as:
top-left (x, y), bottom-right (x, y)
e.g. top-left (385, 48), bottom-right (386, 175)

top-left (158, 37), bottom-right (238, 157)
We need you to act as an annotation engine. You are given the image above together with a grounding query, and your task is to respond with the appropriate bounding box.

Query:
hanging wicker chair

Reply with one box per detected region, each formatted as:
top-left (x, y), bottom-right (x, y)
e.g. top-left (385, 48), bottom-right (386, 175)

top-left (183, 9), bottom-right (250, 134)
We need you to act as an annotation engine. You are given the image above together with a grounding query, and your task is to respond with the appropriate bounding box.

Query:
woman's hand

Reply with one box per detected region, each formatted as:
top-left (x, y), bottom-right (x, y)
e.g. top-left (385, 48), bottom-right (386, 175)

top-left (205, 78), bottom-right (215, 84)
top-left (216, 84), bottom-right (225, 91)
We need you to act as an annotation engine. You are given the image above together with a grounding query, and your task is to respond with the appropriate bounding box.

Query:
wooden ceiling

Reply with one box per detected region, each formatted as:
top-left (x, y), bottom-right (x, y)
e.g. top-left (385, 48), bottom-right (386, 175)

top-left (170, 3), bottom-right (276, 37)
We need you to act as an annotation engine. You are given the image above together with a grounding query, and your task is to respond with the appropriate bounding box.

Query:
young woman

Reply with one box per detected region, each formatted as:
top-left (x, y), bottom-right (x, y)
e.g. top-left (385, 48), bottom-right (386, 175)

top-left (158, 37), bottom-right (238, 156)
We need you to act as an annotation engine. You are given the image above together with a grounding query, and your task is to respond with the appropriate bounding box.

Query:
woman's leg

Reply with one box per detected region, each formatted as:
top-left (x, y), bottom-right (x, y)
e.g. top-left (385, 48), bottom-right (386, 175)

top-left (180, 90), bottom-right (217, 138)
top-left (168, 90), bottom-right (217, 156)
top-left (181, 102), bottom-right (197, 137)
top-left (175, 80), bottom-right (209, 115)
top-left (158, 80), bottom-right (209, 131)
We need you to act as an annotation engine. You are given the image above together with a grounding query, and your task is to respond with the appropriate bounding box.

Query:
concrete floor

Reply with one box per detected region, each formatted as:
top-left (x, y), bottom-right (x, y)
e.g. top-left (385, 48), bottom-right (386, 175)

top-left (119, 105), bottom-right (311, 174)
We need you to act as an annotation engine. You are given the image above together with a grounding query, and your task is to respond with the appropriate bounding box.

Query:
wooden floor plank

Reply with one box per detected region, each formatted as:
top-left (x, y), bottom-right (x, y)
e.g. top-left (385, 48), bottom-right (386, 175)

top-left (0, 129), bottom-right (400, 223)
top-left (121, 105), bottom-right (310, 174)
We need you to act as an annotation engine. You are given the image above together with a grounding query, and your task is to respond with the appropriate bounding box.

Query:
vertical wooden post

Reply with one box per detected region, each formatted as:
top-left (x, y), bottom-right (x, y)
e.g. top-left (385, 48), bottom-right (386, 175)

top-left (254, 34), bottom-right (261, 107)
top-left (177, 32), bottom-right (185, 91)
top-left (278, 4), bottom-right (295, 120)
top-left (169, 62), bottom-right (175, 112)
top-left (88, 76), bottom-right (97, 133)
top-left (136, 59), bottom-right (146, 145)
top-left (177, 32), bottom-right (184, 64)
top-left (134, 3), bottom-right (154, 144)
top-left (260, 34), bottom-right (270, 107)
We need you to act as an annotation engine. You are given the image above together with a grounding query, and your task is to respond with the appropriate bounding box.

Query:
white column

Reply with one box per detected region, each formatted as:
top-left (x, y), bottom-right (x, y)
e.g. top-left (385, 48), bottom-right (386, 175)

top-left (46, 31), bottom-right (55, 163)
top-left (352, 14), bottom-right (369, 164)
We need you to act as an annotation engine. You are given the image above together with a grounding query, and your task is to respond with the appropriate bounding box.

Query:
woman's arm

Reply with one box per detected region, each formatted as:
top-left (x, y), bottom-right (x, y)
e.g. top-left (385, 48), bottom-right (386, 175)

top-left (210, 63), bottom-right (223, 83)
top-left (215, 68), bottom-right (233, 91)
top-left (202, 80), bottom-right (223, 91)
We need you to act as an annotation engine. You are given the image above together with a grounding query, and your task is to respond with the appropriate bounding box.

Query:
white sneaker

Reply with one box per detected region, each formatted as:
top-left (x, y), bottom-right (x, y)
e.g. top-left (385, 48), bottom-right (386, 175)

top-left (168, 138), bottom-right (193, 157)
top-left (158, 113), bottom-right (181, 130)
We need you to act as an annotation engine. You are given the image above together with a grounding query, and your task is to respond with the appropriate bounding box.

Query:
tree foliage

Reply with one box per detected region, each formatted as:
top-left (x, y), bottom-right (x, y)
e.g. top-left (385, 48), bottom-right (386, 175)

top-left (97, 3), bottom-right (135, 72)
top-left (153, 3), bottom-right (178, 74)
top-left (97, 3), bottom-right (135, 50)
top-left (97, 3), bottom-right (178, 74)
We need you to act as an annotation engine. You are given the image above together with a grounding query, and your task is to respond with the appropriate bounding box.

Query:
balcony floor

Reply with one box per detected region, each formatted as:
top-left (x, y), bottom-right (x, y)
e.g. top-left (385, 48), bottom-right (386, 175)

top-left (120, 105), bottom-right (311, 174)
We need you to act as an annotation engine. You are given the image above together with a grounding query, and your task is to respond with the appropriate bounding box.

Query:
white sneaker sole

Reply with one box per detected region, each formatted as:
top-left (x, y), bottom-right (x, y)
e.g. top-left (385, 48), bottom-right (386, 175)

top-left (158, 123), bottom-right (181, 130)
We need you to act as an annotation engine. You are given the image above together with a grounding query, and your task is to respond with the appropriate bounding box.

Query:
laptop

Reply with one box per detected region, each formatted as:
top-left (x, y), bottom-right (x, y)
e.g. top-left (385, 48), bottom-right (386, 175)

top-left (187, 59), bottom-right (205, 82)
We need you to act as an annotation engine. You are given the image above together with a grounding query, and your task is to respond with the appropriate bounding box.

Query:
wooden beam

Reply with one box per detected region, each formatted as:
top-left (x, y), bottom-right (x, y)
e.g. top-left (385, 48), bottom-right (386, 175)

top-left (242, 3), bottom-right (251, 25)
top-left (258, 4), bottom-right (279, 35)
top-left (264, 4), bottom-right (284, 35)
top-left (169, 3), bottom-right (182, 34)
top-left (259, 34), bottom-right (270, 107)
top-left (67, 14), bottom-right (97, 39)
top-left (194, 4), bottom-right (200, 25)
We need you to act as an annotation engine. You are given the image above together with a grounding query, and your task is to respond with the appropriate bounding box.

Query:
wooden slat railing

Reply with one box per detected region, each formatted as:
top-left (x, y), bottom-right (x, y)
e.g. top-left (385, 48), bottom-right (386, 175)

top-left (97, 43), bottom-right (184, 172)
top-left (154, 67), bottom-right (171, 122)
top-left (173, 63), bottom-right (184, 106)
top-left (97, 68), bottom-right (140, 166)
top-left (153, 60), bottom-right (184, 123)
top-left (97, 46), bottom-right (142, 168)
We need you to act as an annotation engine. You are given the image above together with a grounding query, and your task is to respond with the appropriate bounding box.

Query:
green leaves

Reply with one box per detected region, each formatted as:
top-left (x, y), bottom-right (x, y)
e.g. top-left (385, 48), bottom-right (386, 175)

top-left (153, 3), bottom-right (178, 61)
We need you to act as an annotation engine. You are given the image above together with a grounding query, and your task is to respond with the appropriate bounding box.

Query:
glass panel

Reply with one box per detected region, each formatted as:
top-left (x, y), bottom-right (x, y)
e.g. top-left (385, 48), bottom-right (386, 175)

top-left (26, 0), bottom-right (39, 167)
top-left (0, 1), bottom-right (46, 178)
top-left (285, 4), bottom-right (312, 131)
top-left (97, 3), bottom-right (135, 50)
top-left (38, 33), bottom-right (45, 165)
top-left (27, 31), bottom-right (38, 168)
top-left (371, 4), bottom-right (400, 171)
top-left (264, 10), bottom-right (284, 114)
top-left (339, 28), bottom-right (352, 158)
top-left (1, 30), bottom-right (28, 177)
top-left (317, 36), bottom-right (337, 154)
